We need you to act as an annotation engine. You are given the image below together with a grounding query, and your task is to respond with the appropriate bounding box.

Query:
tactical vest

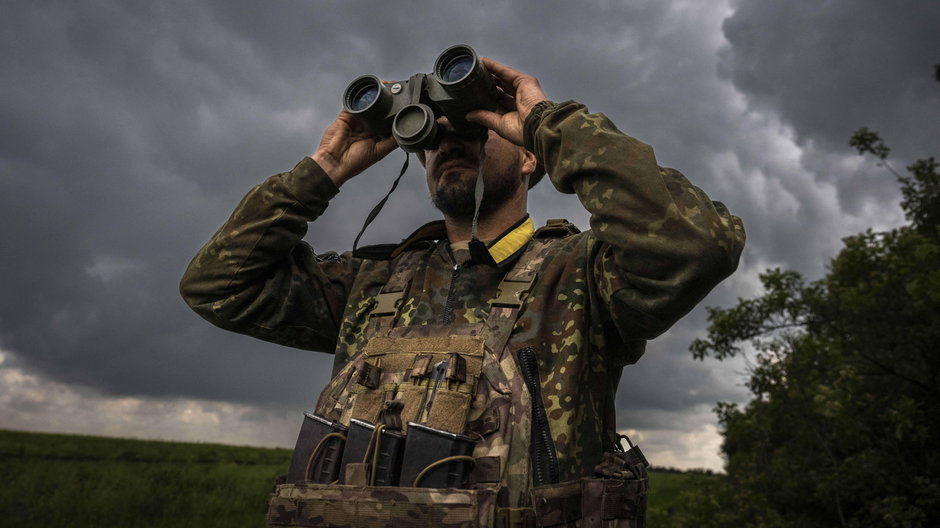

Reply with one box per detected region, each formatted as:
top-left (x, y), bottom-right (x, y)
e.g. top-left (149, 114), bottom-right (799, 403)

top-left (266, 220), bottom-right (649, 528)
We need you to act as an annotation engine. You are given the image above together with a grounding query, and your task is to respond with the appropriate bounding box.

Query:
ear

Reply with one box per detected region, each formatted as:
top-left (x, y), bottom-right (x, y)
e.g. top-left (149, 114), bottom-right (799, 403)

top-left (520, 148), bottom-right (537, 176)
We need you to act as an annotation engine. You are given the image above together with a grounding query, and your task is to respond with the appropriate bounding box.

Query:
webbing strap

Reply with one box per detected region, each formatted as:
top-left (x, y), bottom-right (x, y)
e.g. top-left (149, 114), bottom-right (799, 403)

top-left (370, 292), bottom-right (403, 317)
top-left (368, 226), bottom-right (547, 322)
top-left (483, 239), bottom-right (553, 362)
top-left (530, 477), bottom-right (648, 525)
top-left (490, 277), bottom-right (535, 308)
top-left (489, 238), bottom-right (544, 308)
top-left (367, 246), bottom-right (427, 329)
top-left (362, 236), bottom-right (551, 399)
top-left (496, 506), bottom-right (536, 528)
top-left (266, 483), bottom-right (498, 527)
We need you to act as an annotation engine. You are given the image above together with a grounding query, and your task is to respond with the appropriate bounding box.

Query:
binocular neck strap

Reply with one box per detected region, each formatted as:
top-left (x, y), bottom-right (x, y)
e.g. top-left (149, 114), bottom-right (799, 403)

top-left (471, 140), bottom-right (487, 243)
top-left (352, 136), bottom-right (496, 264)
top-left (353, 151), bottom-right (411, 253)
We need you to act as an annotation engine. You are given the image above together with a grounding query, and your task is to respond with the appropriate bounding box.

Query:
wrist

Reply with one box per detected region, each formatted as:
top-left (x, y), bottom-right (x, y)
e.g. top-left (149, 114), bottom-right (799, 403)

top-left (523, 100), bottom-right (556, 155)
top-left (311, 150), bottom-right (347, 187)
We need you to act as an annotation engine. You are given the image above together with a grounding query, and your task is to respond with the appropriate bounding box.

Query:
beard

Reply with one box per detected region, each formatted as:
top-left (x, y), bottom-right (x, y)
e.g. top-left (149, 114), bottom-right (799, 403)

top-left (431, 161), bottom-right (523, 220)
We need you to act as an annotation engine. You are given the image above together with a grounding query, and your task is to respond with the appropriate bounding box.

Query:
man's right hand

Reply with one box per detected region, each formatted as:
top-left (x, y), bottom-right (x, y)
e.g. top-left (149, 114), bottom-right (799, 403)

top-left (311, 110), bottom-right (399, 187)
top-left (466, 57), bottom-right (547, 147)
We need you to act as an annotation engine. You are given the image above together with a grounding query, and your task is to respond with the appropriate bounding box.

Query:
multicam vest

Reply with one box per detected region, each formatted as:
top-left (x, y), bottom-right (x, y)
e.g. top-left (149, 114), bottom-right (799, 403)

top-left (266, 220), bottom-right (650, 528)
top-left (182, 101), bottom-right (746, 528)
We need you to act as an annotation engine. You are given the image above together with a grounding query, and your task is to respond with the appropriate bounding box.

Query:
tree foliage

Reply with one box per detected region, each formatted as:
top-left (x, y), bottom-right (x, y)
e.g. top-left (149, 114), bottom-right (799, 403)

top-left (671, 93), bottom-right (940, 525)
top-left (850, 127), bottom-right (940, 235)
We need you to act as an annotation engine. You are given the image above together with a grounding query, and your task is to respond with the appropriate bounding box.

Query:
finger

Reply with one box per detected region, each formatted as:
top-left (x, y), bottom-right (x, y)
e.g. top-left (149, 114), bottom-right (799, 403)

top-left (495, 88), bottom-right (516, 112)
top-left (374, 136), bottom-right (399, 158)
top-left (337, 110), bottom-right (367, 133)
top-left (466, 109), bottom-right (502, 131)
top-left (491, 76), bottom-right (515, 99)
top-left (487, 67), bottom-right (512, 86)
top-left (480, 57), bottom-right (522, 82)
top-left (483, 62), bottom-right (518, 96)
top-left (337, 109), bottom-right (358, 124)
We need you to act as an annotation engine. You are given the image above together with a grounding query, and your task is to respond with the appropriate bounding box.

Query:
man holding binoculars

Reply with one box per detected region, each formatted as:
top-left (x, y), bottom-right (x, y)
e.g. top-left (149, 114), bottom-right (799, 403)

top-left (181, 46), bottom-right (745, 527)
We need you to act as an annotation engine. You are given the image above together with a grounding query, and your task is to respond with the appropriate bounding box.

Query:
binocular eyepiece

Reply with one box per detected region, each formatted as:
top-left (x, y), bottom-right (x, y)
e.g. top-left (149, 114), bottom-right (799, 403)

top-left (343, 45), bottom-right (497, 152)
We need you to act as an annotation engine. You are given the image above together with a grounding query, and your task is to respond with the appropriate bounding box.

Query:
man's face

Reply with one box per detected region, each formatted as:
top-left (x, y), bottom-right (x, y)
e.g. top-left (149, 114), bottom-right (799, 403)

top-left (424, 119), bottom-right (529, 220)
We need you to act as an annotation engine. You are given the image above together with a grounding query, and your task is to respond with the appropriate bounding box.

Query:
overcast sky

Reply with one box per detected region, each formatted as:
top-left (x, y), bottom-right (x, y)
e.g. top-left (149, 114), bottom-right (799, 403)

top-left (1, 0), bottom-right (937, 471)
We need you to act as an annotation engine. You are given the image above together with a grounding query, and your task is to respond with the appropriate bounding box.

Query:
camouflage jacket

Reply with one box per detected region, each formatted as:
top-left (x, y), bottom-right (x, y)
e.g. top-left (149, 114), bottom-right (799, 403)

top-left (180, 100), bottom-right (745, 482)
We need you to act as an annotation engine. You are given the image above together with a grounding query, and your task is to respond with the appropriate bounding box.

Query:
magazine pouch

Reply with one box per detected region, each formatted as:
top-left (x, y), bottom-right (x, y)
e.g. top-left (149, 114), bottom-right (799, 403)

top-left (285, 412), bottom-right (347, 484)
top-left (336, 418), bottom-right (406, 486)
top-left (399, 421), bottom-right (476, 488)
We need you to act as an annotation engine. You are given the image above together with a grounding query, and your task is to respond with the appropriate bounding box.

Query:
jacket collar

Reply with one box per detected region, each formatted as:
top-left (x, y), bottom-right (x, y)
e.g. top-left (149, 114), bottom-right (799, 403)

top-left (353, 215), bottom-right (535, 268)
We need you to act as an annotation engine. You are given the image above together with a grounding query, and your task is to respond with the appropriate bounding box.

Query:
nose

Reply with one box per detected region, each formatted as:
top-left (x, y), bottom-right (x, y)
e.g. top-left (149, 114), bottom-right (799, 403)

top-left (433, 117), bottom-right (477, 156)
top-left (438, 134), bottom-right (464, 157)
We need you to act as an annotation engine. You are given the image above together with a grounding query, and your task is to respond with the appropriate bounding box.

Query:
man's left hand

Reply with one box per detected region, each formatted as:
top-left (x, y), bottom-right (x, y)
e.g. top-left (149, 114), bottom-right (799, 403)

top-left (466, 57), bottom-right (547, 147)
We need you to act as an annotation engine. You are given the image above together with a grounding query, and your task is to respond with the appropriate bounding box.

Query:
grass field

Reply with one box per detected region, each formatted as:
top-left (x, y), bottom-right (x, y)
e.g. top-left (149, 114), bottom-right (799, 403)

top-left (645, 469), bottom-right (714, 525)
top-left (0, 429), bottom-right (711, 527)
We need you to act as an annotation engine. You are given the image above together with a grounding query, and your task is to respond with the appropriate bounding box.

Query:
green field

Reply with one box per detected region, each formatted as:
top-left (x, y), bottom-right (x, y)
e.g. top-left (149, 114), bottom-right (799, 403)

top-left (0, 429), bottom-right (711, 527)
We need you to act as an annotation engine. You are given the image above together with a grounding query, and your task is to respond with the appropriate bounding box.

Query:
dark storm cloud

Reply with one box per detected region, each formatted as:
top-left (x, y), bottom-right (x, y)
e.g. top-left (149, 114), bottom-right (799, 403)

top-left (0, 0), bottom-right (742, 409)
top-left (0, 0), bottom-right (343, 405)
top-left (619, 0), bottom-right (939, 437)
top-left (719, 0), bottom-right (940, 216)
top-left (1, 0), bottom-right (933, 468)
top-left (722, 0), bottom-right (940, 153)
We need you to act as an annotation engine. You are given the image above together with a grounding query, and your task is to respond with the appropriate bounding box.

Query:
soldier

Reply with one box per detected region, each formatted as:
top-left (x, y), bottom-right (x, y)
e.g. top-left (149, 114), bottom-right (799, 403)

top-left (180, 55), bottom-right (745, 527)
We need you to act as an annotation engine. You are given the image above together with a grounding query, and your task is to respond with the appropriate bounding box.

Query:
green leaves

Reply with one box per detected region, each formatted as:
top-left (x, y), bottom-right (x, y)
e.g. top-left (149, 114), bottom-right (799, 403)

top-left (690, 268), bottom-right (815, 362)
top-left (849, 127), bottom-right (891, 160)
top-left (676, 127), bottom-right (940, 526)
top-left (851, 126), bottom-right (939, 235)
top-left (900, 156), bottom-right (940, 234)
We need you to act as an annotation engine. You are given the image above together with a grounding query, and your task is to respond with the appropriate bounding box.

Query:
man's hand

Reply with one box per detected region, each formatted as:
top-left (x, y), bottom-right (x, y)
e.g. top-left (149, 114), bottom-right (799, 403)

top-left (311, 111), bottom-right (399, 187)
top-left (466, 57), bottom-right (547, 147)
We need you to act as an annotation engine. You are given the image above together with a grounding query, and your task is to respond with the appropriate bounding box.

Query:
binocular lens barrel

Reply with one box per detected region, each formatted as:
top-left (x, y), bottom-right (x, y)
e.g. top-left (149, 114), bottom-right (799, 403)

top-left (392, 104), bottom-right (439, 152)
top-left (434, 46), bottom-right (478, 85)
top-left (343, 75), bottom-right (395, 137)
top-left (440, 55), bottom-right (474, 83)
top-left (349, 85), bottom-right (378, 111)
top-left (345, 76), bottom-right (382, 112)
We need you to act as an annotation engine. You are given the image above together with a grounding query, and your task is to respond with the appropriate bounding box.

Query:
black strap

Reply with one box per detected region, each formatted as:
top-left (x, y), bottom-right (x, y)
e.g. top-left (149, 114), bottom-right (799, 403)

top-left (471, 140), bottom-right (486, 241)
top-left (469, 133), bottom-right (491, 263)
top-left (352, 151), bottom-right (410, 252)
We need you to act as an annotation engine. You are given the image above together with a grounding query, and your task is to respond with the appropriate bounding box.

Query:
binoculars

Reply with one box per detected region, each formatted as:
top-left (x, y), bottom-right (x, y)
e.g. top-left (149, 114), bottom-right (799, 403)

top-left (343, 45), bottom-right (497, 152)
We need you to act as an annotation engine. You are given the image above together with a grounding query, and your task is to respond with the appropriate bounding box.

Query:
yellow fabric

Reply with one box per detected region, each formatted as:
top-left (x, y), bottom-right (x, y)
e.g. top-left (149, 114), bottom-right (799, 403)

top-left (488, 217), bottom-right (535, 264)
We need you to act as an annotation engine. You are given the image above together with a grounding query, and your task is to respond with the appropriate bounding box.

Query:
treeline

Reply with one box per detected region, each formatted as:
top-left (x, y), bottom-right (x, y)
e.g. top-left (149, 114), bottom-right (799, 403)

top-left (666, 68), bottom-right (940, 526)
top-left (652, 466), bottom-right (717, 475)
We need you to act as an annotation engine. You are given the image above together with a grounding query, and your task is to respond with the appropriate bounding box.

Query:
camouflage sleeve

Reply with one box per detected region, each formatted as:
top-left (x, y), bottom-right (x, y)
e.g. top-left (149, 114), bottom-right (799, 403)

top-left (179, 157), bottom-right (360, 352)
top-left (524, 100), bottom-right (746, 362)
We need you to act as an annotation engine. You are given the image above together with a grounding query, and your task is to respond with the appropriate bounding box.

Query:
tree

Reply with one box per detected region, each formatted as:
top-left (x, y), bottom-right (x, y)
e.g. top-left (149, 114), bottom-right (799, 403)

top-left (670, 108), bottom-right (940, 525)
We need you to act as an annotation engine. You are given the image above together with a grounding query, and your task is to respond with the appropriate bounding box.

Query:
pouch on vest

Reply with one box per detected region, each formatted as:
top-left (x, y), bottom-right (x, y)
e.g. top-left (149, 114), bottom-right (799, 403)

top-left (529, 438), bottom-right (651, 527)
top-left (337, 418), bottom-right (406, 486)
top-left (285, 412), bottom-right (347, 484)
top-left (399, 421), bottom-right (475, 488)
top-left (266, 483), bottom-right (499, 528)
top-left (315, 334), bottom-right (484, 435)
